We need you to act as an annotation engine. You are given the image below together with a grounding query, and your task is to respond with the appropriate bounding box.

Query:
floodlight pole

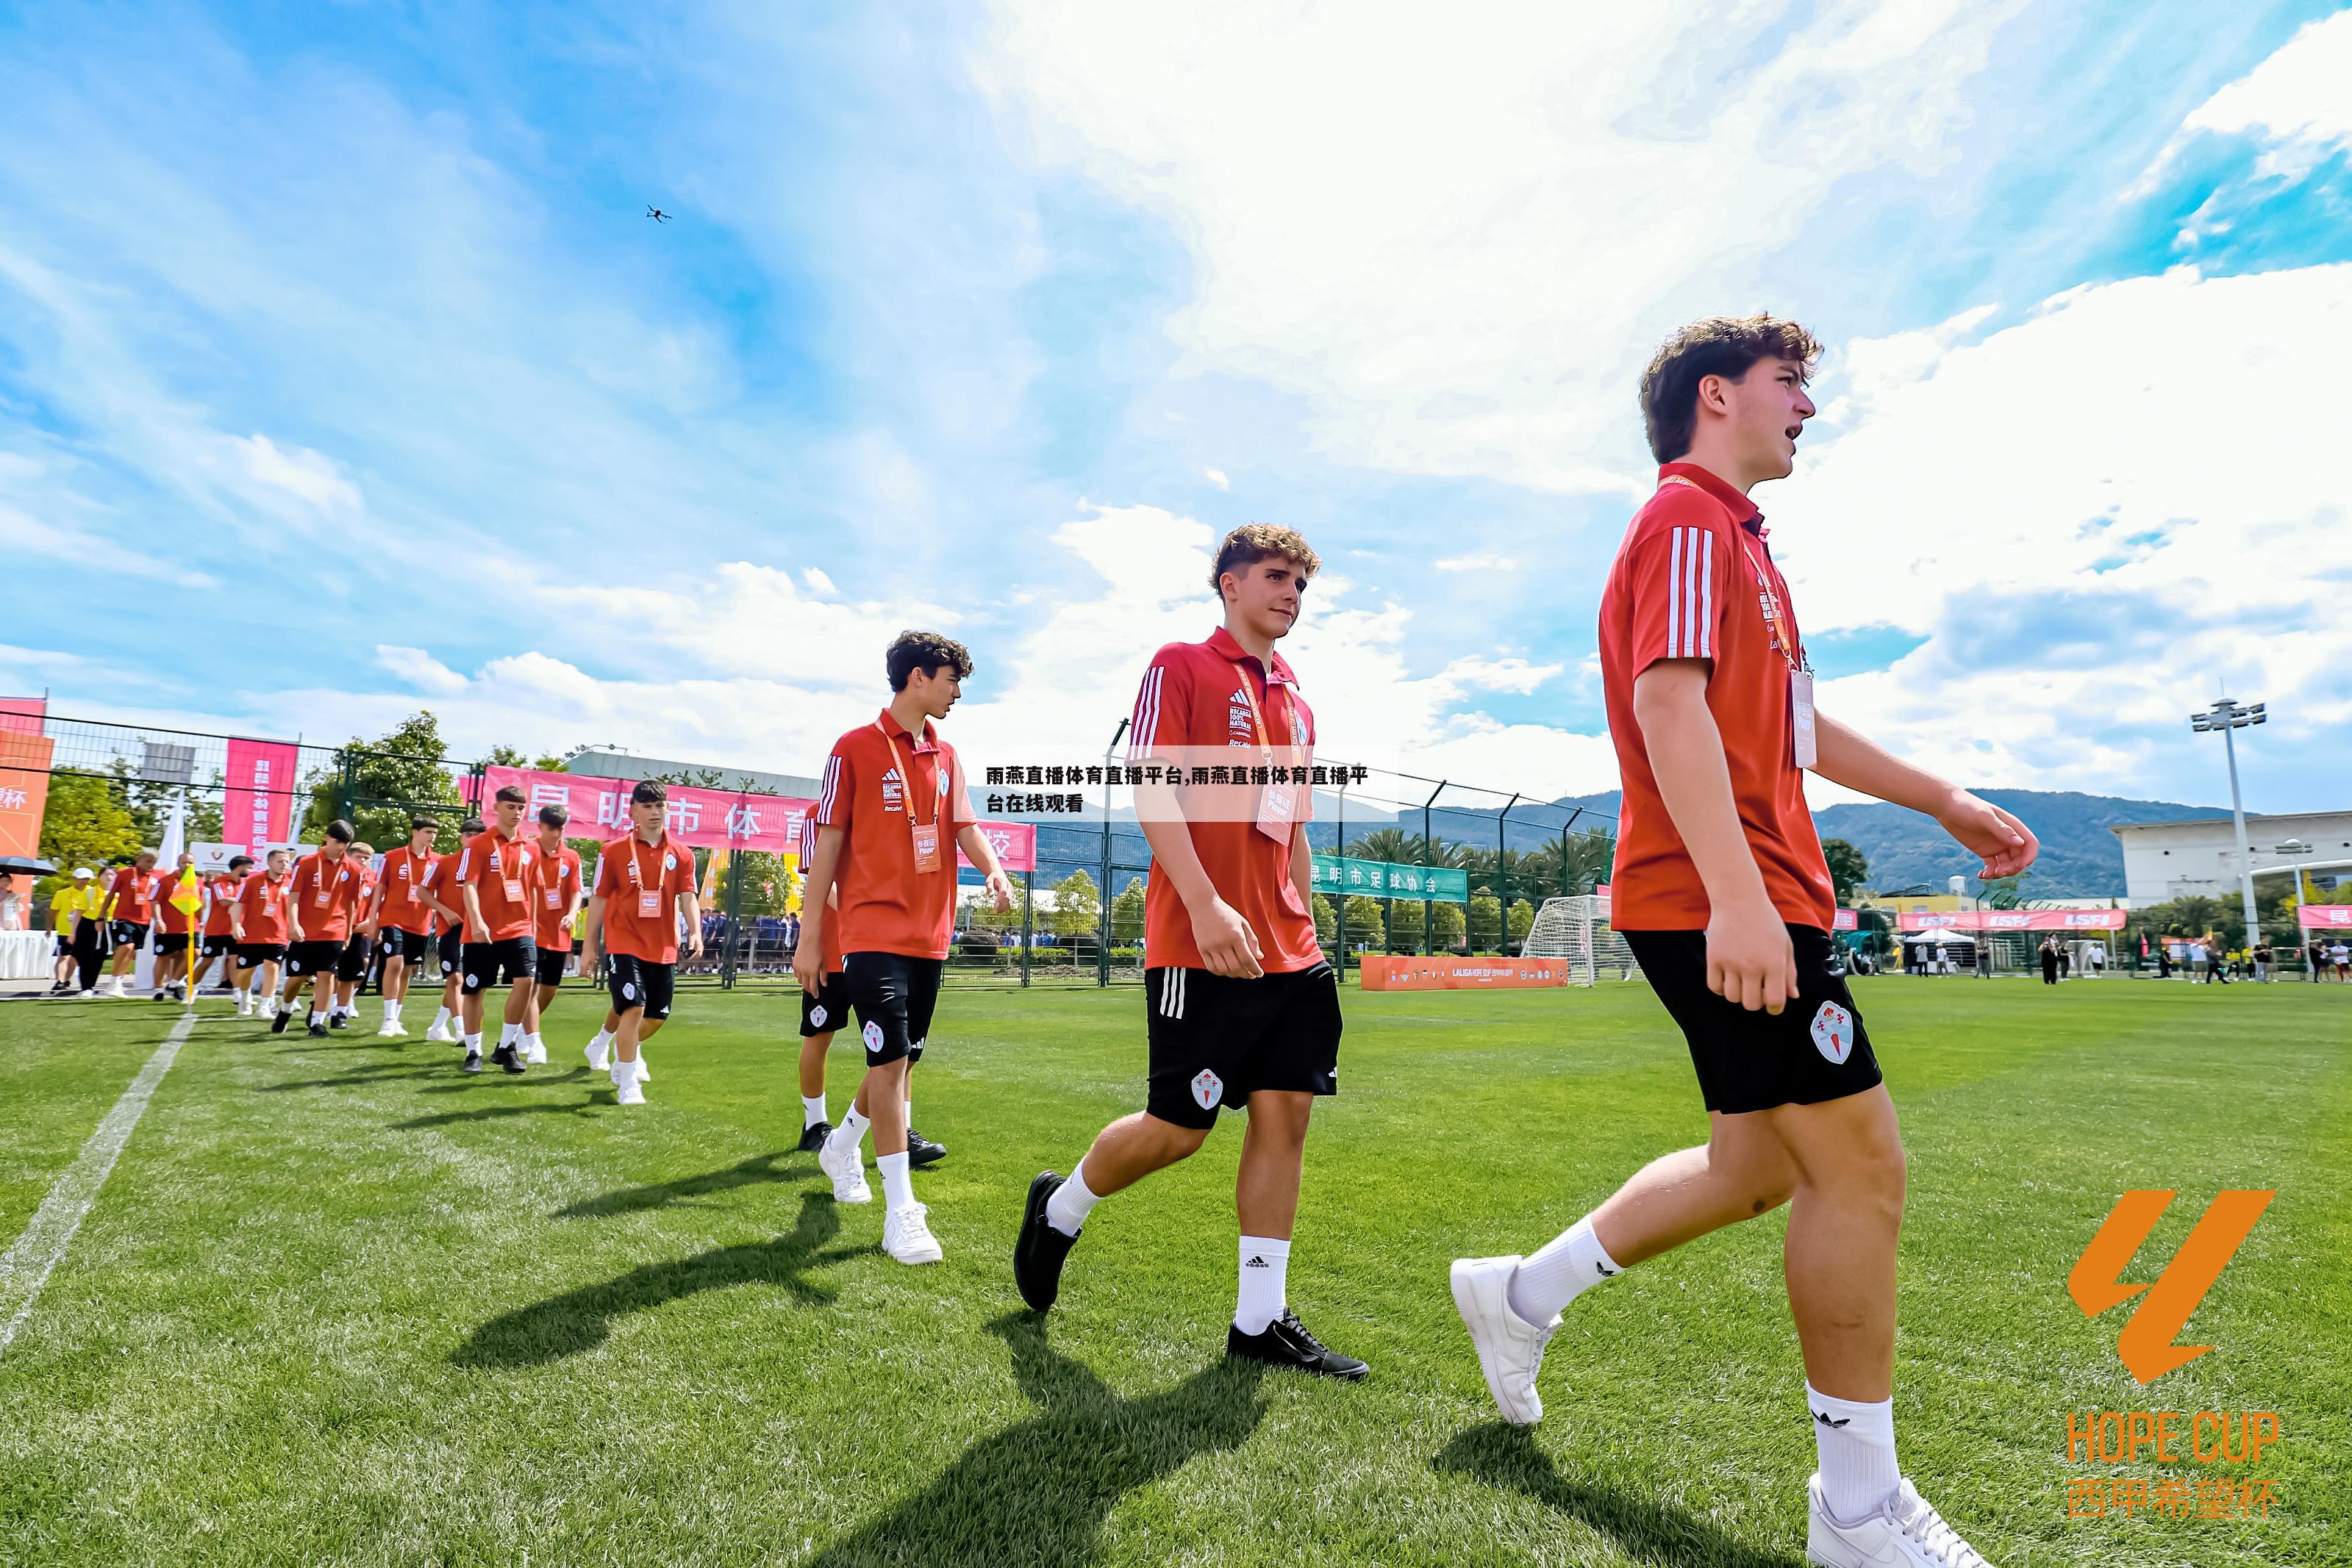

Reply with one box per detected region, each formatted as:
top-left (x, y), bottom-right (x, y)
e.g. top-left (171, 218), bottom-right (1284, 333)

top-left (2192, 697), bottom-right (2267, 955)
top-left (1100, 717), bottom-right (1128, 989)
top-left (1498, 794), bottom-right (1520, 954)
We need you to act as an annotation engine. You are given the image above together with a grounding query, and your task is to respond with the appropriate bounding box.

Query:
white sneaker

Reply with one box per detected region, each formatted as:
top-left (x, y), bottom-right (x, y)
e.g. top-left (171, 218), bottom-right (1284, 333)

top-left (1449, 1256), bottom-right (1559, 1426)
top-left (883, 1202), bottom-right (943, 1265)
top-left (525, 1040), bottom-right (547, 1065)
top-left (584, 1034), bottom-right (610, 1070)
top-left (1808, 1475), bottom-right (1992, 1567)
top-left (79, 989), bottom-right (97, 1000)
top-left (819, 1133), bottom-right (871, 1204)
top-left (612, 1058), bottom-right (646, 1106)
top-left (235, 995), bottom-right (253, 1016)
top-left (634, 1049), bottom-right (649, 1082)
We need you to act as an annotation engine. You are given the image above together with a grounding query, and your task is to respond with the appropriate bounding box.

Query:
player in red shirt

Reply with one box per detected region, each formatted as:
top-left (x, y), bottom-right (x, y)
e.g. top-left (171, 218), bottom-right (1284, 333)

top-left (231, 848), bottom-right (294, 1017)
top-left (1448, 316), bottom-right (2037, 1567)
top-left (99, 849), bottom-right (160, 998)
top-left (273, 820), bottom-right (366, 1038)
top-left (1012, 528), bottom-right (1359, 1377)
top-left (190, 854), bottom-right (253, 1006)
top-left (327, 840), bottom-right (378, 1028)
top-left (521, 803), bottom-right (585, 1065)
top-left (150, 850), bottom-right (199, 1002)
top-left (368, 818), bottom-right (440, 1038)
top-left (795, 631), bottom-right (1013, 1264)
top-left (793, 887), bottom-right (848, 1153)
top-left (581, 781), bottom-right (701, 1106)
top-left (454, 786), bottom-right (540, 1074)
top-left (420, 817), bottom-right (480, 1042)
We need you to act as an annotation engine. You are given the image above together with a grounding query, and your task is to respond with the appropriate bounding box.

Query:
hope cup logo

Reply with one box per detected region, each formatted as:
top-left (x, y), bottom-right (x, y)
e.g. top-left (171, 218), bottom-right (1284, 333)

top-left (2070, 1189), bottom-right (2274, 1383)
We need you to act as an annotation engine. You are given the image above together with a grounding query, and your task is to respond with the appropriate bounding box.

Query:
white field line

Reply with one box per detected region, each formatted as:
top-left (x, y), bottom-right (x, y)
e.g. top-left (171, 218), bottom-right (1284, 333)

top-left (0, 1009), bottom-right (193, 1356)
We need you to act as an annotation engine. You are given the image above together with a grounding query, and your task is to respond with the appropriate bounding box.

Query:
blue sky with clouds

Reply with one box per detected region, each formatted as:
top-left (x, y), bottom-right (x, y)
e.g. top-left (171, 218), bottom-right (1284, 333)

top-left (4, 1), bottom-right (2348, 814)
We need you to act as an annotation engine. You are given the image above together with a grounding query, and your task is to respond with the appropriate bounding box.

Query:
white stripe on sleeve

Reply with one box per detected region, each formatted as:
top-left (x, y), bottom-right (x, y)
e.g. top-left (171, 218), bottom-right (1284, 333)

top-left (1697, 529), bottom-right (1714, 658)
top-left (1665, 527), bottom-right (1684, 657)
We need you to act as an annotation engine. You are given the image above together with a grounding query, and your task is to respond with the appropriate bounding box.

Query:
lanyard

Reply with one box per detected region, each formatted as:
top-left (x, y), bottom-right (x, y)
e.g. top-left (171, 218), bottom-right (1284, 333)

top-left (1229, 662), bottom-right (1301, 756)
top-left (627, 833), bottom-right (661, 890)
top-left (876, 720), bottom-right (946, 828)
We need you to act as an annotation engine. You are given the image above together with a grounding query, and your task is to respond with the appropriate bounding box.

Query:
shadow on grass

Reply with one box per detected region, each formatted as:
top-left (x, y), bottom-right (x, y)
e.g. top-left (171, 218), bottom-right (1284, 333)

top-left (261, 1064), bottom-right (448, 1092)
top-left (808, 1314), bottom-right (1268, 1568)
top-left (556, 1150), bottom-right (812, 1219)
top-left (412, 1067), bottom-right (593, 1095)
top-left (1432, 1423), bottom-right (1799, 1568)
top-left (393, 1102), bottom-right (604, 1130)
top-left (452, 1191), bottom-right (859, 1367)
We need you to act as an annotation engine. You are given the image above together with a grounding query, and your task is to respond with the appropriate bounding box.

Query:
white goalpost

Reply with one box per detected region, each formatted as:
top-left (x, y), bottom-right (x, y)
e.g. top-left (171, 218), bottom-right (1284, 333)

top-left (1523, 894), bottom-right (1640, 987)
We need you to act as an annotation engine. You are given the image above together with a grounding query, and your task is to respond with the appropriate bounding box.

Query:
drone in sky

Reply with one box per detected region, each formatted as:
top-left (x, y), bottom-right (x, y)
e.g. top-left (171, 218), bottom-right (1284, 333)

top-left (646, 205), bottom-right (671, 223)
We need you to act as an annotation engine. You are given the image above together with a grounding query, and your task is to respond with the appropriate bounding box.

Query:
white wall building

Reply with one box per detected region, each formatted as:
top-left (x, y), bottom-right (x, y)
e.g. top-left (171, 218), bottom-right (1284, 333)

top-left (2110, 811), bottom-right (2352, 908)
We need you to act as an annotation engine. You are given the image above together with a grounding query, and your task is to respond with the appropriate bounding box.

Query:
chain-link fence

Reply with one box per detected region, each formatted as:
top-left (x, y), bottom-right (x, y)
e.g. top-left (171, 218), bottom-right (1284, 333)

top-left (5, 712), bottom-right (1619, 991)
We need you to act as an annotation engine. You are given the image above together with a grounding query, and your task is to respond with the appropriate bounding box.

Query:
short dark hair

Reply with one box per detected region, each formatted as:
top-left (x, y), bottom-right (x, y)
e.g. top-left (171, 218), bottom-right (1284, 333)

top-left (1210, 524), bottom-right (1320, 598)
top-left (460, 817), bottom-right (485, 835)
top-left (537, 803), bottom-right (570, 828)
top-left (230, 854), bottom-right (254, 872)
top-left (1638, 313), bottom-right (1823, 463)
top-left (493, 784), bottom-right (527, 806)
top-left (324, 819), bottom-right (355, 844)
top-left (886, 631), bottom-right (974, 692)
top-left (410, 816), bottom-right (437, 833)
top-left (630, 781), bottom-right (667, 807)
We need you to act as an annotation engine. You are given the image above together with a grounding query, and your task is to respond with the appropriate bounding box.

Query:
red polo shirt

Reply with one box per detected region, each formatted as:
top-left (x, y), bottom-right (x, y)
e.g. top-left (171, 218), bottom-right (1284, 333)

top-left (1598, 462), bottom-right (1834, 931)
top-left (1127, 625), bottom-right (1323, 973)
top-left (533, 842), bottom-right (584, 953)
top-left (203, 873), bottom-right (244, 937)
top-left (107, 867), bottom-right (159, 924)
top-left (377, 848), bottom-right (440, 935)
top-left (593, 830), bottom-right (695, 963)
top-left (454, 827), bottom-right (537, 942)
top-left (813, 708), bottom-right (976, 960)
top-left (238, 872), bottom-right (292, 945)
top-left (288, 851), bottom-right (368, 942)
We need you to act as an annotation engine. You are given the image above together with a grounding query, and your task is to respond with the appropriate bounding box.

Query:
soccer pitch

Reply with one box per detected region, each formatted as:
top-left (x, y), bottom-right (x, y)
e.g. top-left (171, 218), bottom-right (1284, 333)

top-left (1, 981), bottom-right (2344, 1567)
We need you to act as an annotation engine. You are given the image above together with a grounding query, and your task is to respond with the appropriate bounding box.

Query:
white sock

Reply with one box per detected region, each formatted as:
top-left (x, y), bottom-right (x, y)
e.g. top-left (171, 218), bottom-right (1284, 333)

top-left (382, 998), bottom-right (396, 1022)
top-left (878, 1150), bottom-right (914, 1210)
top-left (833, 1106), bottom-right (871, 1153)
top-left (1508, 1215), bottom-right (1623, 1325)
top-left (465, 1032), bottom-right (482, 1053)
top-left (498, 1022), bottom-right (520, 1048)
top-left (1045, 1161), bottom-right (1101, 1238)
top-left (802, 1094), bottom-right (828, 1128)
top-left (432, 1006), bottom-right (451, 1031)
top-left (1234, 1235), bottom-right (1290, 1336)
top-left (1809, 1383), bottom-right (1900, 1522)
top-left (902, 1092), bottom-right (912, 1126)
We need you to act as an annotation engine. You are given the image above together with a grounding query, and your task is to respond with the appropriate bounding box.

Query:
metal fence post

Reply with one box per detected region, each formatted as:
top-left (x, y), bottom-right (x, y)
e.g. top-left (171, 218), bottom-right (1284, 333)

top-left (1020, 870), bottom-right (1034, 987)
top-left (1334, 784), bottom-right (1347, 979)
top-left (1422, 779), bottom-right (1446, 956)
top-left (720, 845), bottom-right (744, 990)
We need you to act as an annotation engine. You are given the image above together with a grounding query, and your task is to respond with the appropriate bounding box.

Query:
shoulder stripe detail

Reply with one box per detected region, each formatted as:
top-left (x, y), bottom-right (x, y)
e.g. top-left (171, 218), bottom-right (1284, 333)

top-left (817, 754), bottom-right (843, 823)
top-left (1129, 665), bottom-right (1165, 759)
top-left (1666, 527), bottom-right (1684, 656)
top-left (1697, 529), bottom-right (1713, 658)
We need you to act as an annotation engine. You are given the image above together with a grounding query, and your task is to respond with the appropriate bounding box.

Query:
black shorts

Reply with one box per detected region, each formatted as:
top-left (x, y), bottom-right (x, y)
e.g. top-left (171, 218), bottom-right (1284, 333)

top-left (437, 928), bottom-right (463, 978)
top-left (201, 933), bottom-right (237, 959)
top-left (463, 935), bottom-right (535, 992)
top-left (606, 953), bottom-right (674, 1020)
top-left (155, 932), bottom-right (193, 956)
top-left (285, 939), bottom-right (343, 977)
top-left (110, 921), bottom-right (148, 951)
top-left (237, 941), bottom-right (287, 967)
top-left (337, 934), bottom-right (373, 983)
top-left (534, 945), bottom-right (571, 987)
top-left (1144, 962), bottom-right (1343, 1131)
top-left (846, 951), bottom-right (944, 1067)
top-left (379, 927), bottom-right (433, 964)
top-left (1621, 924), bottom-right (1884, 1116)
top-left (800, 970), bottom-right (850, 1038)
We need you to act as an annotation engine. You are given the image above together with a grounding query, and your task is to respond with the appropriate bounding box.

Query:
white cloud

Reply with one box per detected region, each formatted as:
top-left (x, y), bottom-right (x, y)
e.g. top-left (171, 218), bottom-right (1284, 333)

top-left (224, 433), bottom-right (365, 518)
top-left (979, 0), bottom-right (2028, 491)
top-left (1776, 262), bottom-right (2352, 790)
top-left (2179, 10), bottom-right (2352, 171)
top-left (801, 567), bottom-right (837, 596)
top-left (1204, 467), bottom-right (1229, 490)
top-left (1432, 552), bottom-right (1518, 573)
top-left (373, 645), bottom-right (467, 697)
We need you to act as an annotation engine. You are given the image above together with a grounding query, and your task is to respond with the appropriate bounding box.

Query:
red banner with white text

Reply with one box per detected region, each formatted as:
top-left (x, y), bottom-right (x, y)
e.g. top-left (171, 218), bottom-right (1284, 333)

top-left (2297, 906), bottom-right (2352, 930)
top-left (224, 737), bottom-right (300, 855)
top-left (1895, 908), bottom-right (2126, 932)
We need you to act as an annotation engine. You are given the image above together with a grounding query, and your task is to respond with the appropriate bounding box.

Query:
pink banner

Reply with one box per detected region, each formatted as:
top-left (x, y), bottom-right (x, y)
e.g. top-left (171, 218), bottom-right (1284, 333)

top-left (2298, 906), bottom-right (2352, 930)
top-left (0, 696), bottom-right (43, 737)
top-left (224, 737), bottom-right (299, 853)
top-left (1832, 909), bottom-right (1858, 931)
top-left (1896, 907), bottom-right (2126, 932)
top-left (478, 767), bottom-right (1037, 873)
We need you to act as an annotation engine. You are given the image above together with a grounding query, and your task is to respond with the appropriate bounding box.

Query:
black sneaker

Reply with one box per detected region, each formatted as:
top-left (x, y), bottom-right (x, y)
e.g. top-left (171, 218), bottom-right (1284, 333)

top-left (491, 1044), bottom-right (526, 1075)
top-left (1226, 1311), bottom-right (1368, 1381)
top-left (307, 1018), bottom-right (329, 1037)
top-left (1012, 1171), bottom-right (1080, 1312)
top-left (463, 1050), bottom-right (484, 1073)
top-left (907, 1128), bottom-right (947, 1168)
top-left (329, 1013), bottom-right (348, 1030)
top-left (271, 1008), bottom-right (293, 1034)
top-left (797, 1120), bottom-right (833, 1153)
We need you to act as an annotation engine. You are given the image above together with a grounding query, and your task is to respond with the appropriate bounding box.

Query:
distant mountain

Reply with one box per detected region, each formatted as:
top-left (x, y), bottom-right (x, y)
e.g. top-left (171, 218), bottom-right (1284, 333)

top-left (1550, 788), bottom-right (2225, 898)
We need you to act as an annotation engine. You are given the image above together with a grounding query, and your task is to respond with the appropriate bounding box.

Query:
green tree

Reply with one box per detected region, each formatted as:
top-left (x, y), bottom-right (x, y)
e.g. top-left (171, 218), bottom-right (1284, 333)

top-left (103, 755), bottom-right (224, 848)
top-left (35, 773), bottom-right (143, 917)
top-left (1109, 876), bottom-right (1147, 944)
top-left (1388, 899), bottom-right (1425, 953)
top-left (1468, 893), bottom-right (1504, 950)
top-left (1431, 900), bottom-right (1467, 951)
top-left (1050, 870), bottom-right (1101, 939)
top-left (1821, 838), bottom-right (1869, 903)
top-left (1507, 898), bottom-right (1536, 946)
top-left (1311, 892), bottom-right (1337, 948)
top-left (1520, 827), bottom-right (1616, 897)
top-left (303, 711), bottom-right (469, 849)
top-left (1346, 828), bottom-right (1423, 864)
top-left (1342, 895), bottom-right (1384, 950)
top-left (1980, 871), bottom-right (2031, 910)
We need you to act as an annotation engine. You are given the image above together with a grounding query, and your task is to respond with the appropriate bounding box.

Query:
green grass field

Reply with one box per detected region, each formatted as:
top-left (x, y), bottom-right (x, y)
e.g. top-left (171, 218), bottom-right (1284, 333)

top-left (1, 978), bottom-right (2345, 1567)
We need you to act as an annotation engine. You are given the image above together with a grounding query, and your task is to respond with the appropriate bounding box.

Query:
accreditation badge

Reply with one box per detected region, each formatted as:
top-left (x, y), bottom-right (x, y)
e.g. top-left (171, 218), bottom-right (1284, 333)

top-left (910, 820), bottom-right (942, 874)
top-left (1254, 778), bottom-right (1298, 843)
top-left (1790, 669), bottom-right (1817, 768)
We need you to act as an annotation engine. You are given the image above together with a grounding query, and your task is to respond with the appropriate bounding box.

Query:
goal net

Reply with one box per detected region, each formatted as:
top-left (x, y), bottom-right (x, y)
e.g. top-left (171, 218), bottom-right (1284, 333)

top-left (1523, 895), bottom-right (1641, 987)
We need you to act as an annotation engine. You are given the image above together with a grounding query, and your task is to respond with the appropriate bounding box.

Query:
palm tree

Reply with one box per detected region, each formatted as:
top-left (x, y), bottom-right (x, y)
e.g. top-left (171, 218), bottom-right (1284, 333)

top-left (1519, 828), bottom-right (1616, 898)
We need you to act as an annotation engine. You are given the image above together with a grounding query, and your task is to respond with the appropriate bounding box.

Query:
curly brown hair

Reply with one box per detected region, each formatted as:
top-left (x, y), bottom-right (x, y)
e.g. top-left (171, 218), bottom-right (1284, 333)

top-left (1638, 314), bottom-right (1823, 463)
top-left (1209, 523), bottom-right (1320, 598)
top-left (886, 630), bottom-right (975, 692)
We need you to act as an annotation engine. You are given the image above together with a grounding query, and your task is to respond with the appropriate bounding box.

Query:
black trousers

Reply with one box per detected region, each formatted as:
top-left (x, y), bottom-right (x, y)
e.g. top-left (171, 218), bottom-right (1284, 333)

top-left (71, 920), bottom-right (107, 991)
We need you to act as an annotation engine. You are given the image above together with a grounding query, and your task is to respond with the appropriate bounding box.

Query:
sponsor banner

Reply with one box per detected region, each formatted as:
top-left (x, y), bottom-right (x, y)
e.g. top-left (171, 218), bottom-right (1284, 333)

top-left (478, 766), bottom-right (1037, 873)
top-left (1833, 909), bottom-right (1859, 931)
top-left (0, 695), bottom-right (43, 736)
top-left (1310, 854), bottom-right (1470, 903)
top-left (1897, 908), bottom-right (2126, 932)
top-left (2296, 905), bottom-right (2352, 930)
top-left (223, 737), bottom-right (299, 856)
top-left (1359, 955), bottom-right (1570, 991)
top-left (0, 730), bottom-right (51, 859)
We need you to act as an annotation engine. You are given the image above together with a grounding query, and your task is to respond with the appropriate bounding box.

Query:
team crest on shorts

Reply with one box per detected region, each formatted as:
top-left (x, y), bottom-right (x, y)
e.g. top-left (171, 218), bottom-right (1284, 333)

top-left (862, 1020), bottom-right (884, 1052)
top-left (809, 1004), bottom-right (826, 1028)
top-left (1809, 1000), bottom-right (1854, 1064)
top-left (621, 981), bottom-right (636, 1001)
top-left (1191, 1068), bottom-right (1223, 1110)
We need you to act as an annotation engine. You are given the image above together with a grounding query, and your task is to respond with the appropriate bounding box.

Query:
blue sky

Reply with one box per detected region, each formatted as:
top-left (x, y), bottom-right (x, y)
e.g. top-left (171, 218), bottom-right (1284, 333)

top-left (3, 1), bottom-right (2348, 815)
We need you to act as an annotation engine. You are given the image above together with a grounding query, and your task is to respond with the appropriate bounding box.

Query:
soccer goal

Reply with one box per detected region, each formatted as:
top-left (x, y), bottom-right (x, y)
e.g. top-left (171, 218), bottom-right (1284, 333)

top-left (1523, 895), bottom-right (1641, 987)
